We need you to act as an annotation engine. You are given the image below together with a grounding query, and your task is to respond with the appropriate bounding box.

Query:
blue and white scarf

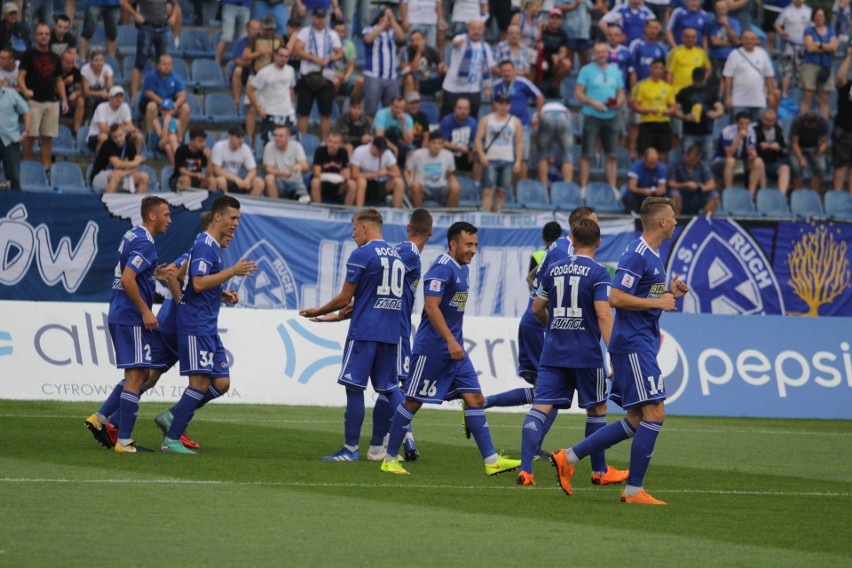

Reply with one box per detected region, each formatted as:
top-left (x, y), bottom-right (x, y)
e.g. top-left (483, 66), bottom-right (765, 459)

top-left (457, 39), bottom-right (491, 85)
top-left (308, 27), bottom-right (332, 68)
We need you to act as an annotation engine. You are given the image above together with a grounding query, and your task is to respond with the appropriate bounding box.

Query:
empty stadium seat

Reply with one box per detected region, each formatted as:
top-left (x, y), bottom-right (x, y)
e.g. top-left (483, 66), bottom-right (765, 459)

top-left (299, 133), bottom-right (322, 167)
top-left (550, 181), bottom-right (583, 211)
top-left (52, 125), bottom-right (78, 158)
top-left (790, 188), bottom-right (824, 219)
top-left (824, 190), bottom-right (852, 220)
top-left (21, 161), bottom-right (52, 192)
top-left (184, 92), bottom-right (203, 117)
top-left (77, 126), bottom-right (94, 156)
top-left (720, 187), bottom-right (756, 216)
top-left (160, 166), bottom-right (174, 192)
top-left (458, 176), bottom-right (480, 208)
top-left (179, 29), bottom-right (213, 59)
top-left (755, 188), bottom-right (790, 217)
top-left (205, 93), bottom-right (241, 123)
top-left (585, 182), bottom-right (621, 214)
top-left (192, 59), bottom-right (228, 89)
top-left (516, 179), bottom-right (551, 209)
top-left (171, 58), bottom-right (195, 87)
top-left (138, 164), bottom-right (161, 192)
top-left (50, 163), bottom-right (89, 193)
top-left (116, 25), bottom-right (137, 57)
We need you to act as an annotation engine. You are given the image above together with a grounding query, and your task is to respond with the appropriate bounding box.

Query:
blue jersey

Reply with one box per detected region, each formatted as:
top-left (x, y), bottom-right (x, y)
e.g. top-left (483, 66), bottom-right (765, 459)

top-left (108, 226), bottom-right (158, 326)
top-left (156, 252), bottom-right (190, 335)
top-left (520, 236), bottom-right (575, 328)
top-left (629, 38), bottom-right (668, 82)
top-left (537, 255), bottom-right (612, 368)
top-left (395, 240), bottom-right (421, 342)
top-left (346, 239), bottom-right (404, 344)
top-left (492, 76), bottom-right (543, 126)
top-left (607, 44), bottom-right (633, 87)
top-left (668, 7), bottom-right (709, 46)
top-left (609, 237), bottom-right (667, 354)
top-left (177, 232), bottom-right (224, 336)
top-left (413, 253), bottom-right (469, 358)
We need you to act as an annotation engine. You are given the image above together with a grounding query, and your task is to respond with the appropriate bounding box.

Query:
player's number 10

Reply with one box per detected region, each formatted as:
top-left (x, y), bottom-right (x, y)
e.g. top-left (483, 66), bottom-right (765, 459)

top-left (376, 257), bottom-right (405, 297)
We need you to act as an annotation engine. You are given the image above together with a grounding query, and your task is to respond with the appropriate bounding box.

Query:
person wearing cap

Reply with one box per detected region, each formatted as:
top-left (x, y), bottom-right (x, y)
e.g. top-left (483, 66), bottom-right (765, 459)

top-left (211, 126), bottom-right (265, 195)
top-left (474, 92), bottom-right (523, 212)
top-left (262, 124), bottom-right (310, 202)
top-left (247, 44), bottom-right (296, 143)
top-left (406, 131), bottom-right (460, 207)
top-left (230, 19), bottom-right (261, 108)
top-left (81, 46), bottom-right (114, 128)
top-left (398, 28), bottom-right (445, 98)
top-left (539, 9), bottom-right (572, 93)
top-left (293, 7), bottom-right (343, 141)
top-left (125, 0), bottom-right (176, 99)
top-left (170, 126), bottom-right (214, 190)
top-left (405, 90), bottom-right (431, 148)
top-left (372, 95), bottom-right (414, 166)
top-left (0, 2), bottom-right (29, 60)
top-left (88, 85), bottom-right (142, 153)
top-left (215, 0), bottom-right (252, 64)
top-left (253, 0), bottom-right (289, 36)
top-left (350, 136), bottom-right (405, 207)
top-left (150, 97), bottom-right (180, 164)
top-left (441, 19), bottom-right (494, 119)
top-left (362, 8), bottom-right (405, 117)
top-left (140, 54), bottom-right (189, 141)
top-left (0, 79), bottom-right (30, 189)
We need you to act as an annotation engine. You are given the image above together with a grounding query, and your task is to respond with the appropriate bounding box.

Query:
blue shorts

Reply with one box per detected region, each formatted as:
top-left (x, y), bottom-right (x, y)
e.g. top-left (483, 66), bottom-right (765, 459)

top-left (397, 336), bottom-right (412, 383)
top-left (567, 38), bottom-right (592, 51)
top-left (149, 331), bottom-right (179, 370)
top-left (108, 323), bottom-right (155, 369)
top-left (338, 339), bottom-right (399, 393)
top-left (609, 351), bottom-right (666, 409)
top-left (534, 365), bottom-right (607, 409)
top-left (404, 353), bottom-right (481, 404)
top-left (178, 334), bottom-right (230, 378)
top-left (516, 318), bottom-right (544, 384)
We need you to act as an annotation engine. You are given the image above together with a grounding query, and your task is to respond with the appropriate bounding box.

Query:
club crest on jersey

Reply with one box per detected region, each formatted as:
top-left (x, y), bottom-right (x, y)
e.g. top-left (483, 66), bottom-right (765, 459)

top-left (226, 239), bottom-right (299, 309)
top-left (667, 217), bottom-right (785, 315)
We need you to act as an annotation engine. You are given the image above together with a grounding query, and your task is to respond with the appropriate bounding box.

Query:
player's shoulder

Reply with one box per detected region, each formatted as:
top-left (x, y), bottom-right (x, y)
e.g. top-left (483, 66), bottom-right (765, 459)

top-left (426, 253), bottom-right (454, 278)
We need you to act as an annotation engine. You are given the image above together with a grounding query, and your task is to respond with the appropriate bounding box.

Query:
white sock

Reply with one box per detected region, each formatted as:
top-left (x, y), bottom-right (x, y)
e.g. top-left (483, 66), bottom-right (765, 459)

top-left (118, 438), bottom-right (132, 446)
top-left (567, 448), bottom-right (580, 466)
top-left (344, 444), bottom-right (358, 452)
top-left (483, 453), bottom-right (499, 464)
top-left (624, 485), bottom-right (642, 497)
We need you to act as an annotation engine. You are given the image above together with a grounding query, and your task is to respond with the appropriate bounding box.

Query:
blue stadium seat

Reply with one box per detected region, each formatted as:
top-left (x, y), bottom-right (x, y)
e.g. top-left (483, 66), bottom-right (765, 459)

top-left (516, 179), bottom-right (551, 210)
top-left (790, 188), bottom-right (824, 219)
top-left (50, 162), bottom-right (89, 193)
top-left (458, 176), bottom-right (480, 208)
top-left (21, 161), bottom-right (52, 192)
top-left (420, 101), bottom-right (440, 126)
top-left (160, 166), bottom-right (174, 192)
top-left (123, 57), bottom-right (153, 81)
top-left (720, 187), bottom-right (756, 216)
top-left (179, 29), bottom-right (213, 59)
top-left (138, 164), bottom-right (161, 192)
top-left (478, 104), bottom-right (492, 119)
top-left (171, 58), bottom-right (195, 87)
top-left (205, 93), bottom-right (241, 123)
top-left (550, 181), bottom-right (583, 211)
top-left (755, 188), bottom-right (790, 217)
top-left (192, 59), bottom-right (228, 89)
top-left (615, 147), bottom-right (632, 175)
top-left (104, 54), bottom-right (124, 85)
top-left (299, 133), bottom-right (322, 167)
top-left (184, 91), bottom-right (203, 117)
top-left (81, 25), bottom-right (106, 48)
top-left (77, 126), bottom-right (94, 156)
top-left (254, 134), bottom-right (266, 162)
top-left (116, 25), bottom-right (137, 57)
top-left (585, 182), bottom-right (621, 214)
top-left (52, 125), bottom-right (78, 158)
top-left (824, 190), bottom-right (852, 220)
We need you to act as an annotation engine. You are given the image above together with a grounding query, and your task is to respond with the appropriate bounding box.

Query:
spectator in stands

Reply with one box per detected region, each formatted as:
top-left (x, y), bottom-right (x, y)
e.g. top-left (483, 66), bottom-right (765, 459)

top-left (835, 0), bottom-right (851, 58)
top-left (0, 49), bottom-right (19, 90)
top-left (400, 0), bottom-right (447, 49)
top-left (668, 143), bottom-right (719, 215)
top-left (310, 129), bottom-right (355, 204)
top-left (88, 86), bottom-right (143, 153)
top-left (562, 0), bottom-right (595, 69)
top-left (126, 0), bottom-right (174, 102)
top-left (790, 111), bottom-right (829, 191)
top-left (25, 0), bottom-right (54, 31)
top-left (59, 50), bottom-right (85, 135)
top-left (19, 23), bottom-right (67, 178)
top-left (676, 66), bottom-right (724, 161)
top-left (350, 135), bottom-right (405, 207)
top-left (293, 8), bottom-right (343, 142)
top-left (247, 45), bottom-right (297, 143)
top-left (492, 24), bottom-right (533, 78)
top-left (540, 9), bottom-right (572, 96)
top-left (372, 95), bottom-right (414, 165)
top-left (331, 19), bottom-right (359, 97)
top-left (150, 98), bottom-right (179, 164)
top-left (511, 0), bottom-right (541, 56)
top-left (362, 8), bottom-right (404, 116)
top-left (493, 59), bottom-right (543, 181)
top-left (607, 26), bottom-right (632, 88)
top-left (441, 19), bottom-right (494, 118)
top-left (0, 3), bottom-right (30, 60)
top-left (625, 147), bottom-right (667, 213)
top-left (630, 19), bottom-right (668, 157)
top-left (211, 126), bottom-right (266, 195)
top-left (535, 100), bottom-right (574, 186)
top-left (49, 15), bottom-right (78, 59)
top-left (706, 0), bottom-right (741, 87)
top-left (216, 0), bottom-right (252, 64)
top-left (254, 0), bottom-right (289, 35)
top-left (230, 19), bottom-right (261, 108)
top-left (243, 16), bottom-right (285, 141)
top-left (140, 55), bottom-right (190, 141)
top-left (475, 92), bottom-right (523, 212)
top-left (774, 0), bottom-right (811, 98)
top-left (283, 16), bottom-right (304, 73)
top-left (90, 123), bottom-right (150, 193)
top-left (263, 125), bottom-right (310, 201)
top-left (449, 0), bottom-right (490, 38)
top-left (832, 50), bottom-right (852, 192)
top-left (81, 47), bottom-right (114, 132)
top-left (170, 126), bottom-right (214, 191)
top-left (801, 8), bottom-right (838, 119)
top-left (754, 108), bottom-right (791, 194)
top-left (0, 81), bottom-right (29, 189)
top-left (576, 42), bottom-right (625, 190)
top-left (406, 131), bottom-right (460, 207)
top-left (666, 27), bottom-right (711, 95)
top-left (631, 58), bottom-right (676, 160)
top-left (336, 95), bottom-right (372, 158)
top-left (600, 0), bottom-right (657, 46)
top-left (712, 110), bottom-right (766, 196)
top-left (405, 91), bottom-right (430, 149)
top-left (723, 29), bottom-right (778, 123)
top-left (725, 0), bottom-right (753, 32)
top-left (399, 29), bottom-right (445, 97)
top-left (439, 96), bottom-right (481, 186)
top-left (79, 0), bottom-right (119, 59)
top-left (667, 0), bottom-right (709, 48)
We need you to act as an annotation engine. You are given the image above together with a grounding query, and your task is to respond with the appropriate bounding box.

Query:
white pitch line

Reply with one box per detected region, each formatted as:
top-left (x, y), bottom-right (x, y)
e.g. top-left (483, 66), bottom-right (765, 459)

top-left (0, 478), bottom-right (849, 497)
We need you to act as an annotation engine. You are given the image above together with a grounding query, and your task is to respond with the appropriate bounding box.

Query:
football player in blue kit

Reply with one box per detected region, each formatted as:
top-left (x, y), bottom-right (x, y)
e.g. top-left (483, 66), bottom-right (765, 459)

top-left (85, 196), bottom-right (174, 453)
top-left (517, 217), bottom-right (628, 487)
top-left (160, 195), bottom-right (257, 454)
top-left (300, 208), bottom-right (409, 462)
top-left (380, 222), bottom-right (522, 476)
top-left (552, 197), bottom-right (689, 505)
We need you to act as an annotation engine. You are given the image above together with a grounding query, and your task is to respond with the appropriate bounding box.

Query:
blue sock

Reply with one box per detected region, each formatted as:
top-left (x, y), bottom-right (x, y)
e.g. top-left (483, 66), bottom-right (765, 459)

top-left (627, 421), bottom-right (663, 488)
top-left (535, 409), bottom-right (559, 453)
top-left (484, 388), bottom-right (534, 409)
top-left (196, 384), bottom-right (222, 410)
top-left (573, 418), bottom-right (636, 461)
top-left (98, 380), bottom-right (125, 419)
top-left (108, 384), bottom-right (147, 427)
top-left (370, 394), bottom-right (390, 445)
top-left (117, 390), bottom-right (140, 441)
top-left (386, 404), bottom-right (415, 459)
top-left (344, 388), bottom-right (365, 447)
top-left (586, 414), bottom-right (608, 474)
top-left (166, 387), bottom-right (205, 440)
top-left (465, 407), bottom-right (496, 459)
top-left (520, 408), bottom-right (548, 473)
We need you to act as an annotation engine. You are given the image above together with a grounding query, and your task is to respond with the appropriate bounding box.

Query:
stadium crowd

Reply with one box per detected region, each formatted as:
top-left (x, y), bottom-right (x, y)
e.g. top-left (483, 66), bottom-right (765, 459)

top-left (0, 0), bottom-right (851, 215)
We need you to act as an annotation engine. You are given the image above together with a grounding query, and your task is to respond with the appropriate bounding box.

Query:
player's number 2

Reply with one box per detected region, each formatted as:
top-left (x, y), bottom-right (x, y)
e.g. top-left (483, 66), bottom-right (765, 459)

top-left (376, 257), bottom-right (405, 297)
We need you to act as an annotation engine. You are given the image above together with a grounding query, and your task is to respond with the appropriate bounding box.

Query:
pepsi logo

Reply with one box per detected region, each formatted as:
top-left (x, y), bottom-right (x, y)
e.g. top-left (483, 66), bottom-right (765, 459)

top-left (658, 329), bottom-right (688, 405)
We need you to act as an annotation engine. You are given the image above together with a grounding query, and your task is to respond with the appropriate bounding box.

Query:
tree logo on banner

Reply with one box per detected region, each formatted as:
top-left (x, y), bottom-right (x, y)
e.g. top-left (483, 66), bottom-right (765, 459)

top-left (787, 225), bottom-right (851, 316)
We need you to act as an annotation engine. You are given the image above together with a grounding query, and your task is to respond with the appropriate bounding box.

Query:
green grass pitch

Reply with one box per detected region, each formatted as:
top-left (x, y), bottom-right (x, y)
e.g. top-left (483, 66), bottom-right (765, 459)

top-left (1, 400), bottom-right (850, 567)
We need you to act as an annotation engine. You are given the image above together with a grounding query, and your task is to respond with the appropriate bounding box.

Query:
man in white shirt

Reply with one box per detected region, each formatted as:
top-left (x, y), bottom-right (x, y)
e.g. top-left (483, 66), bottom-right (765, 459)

top-left (263, 125), bottom-right (310, 202)
top-left (87, 86), bottom-right (143, 153)
top-left (247, 45), bottom-right (297, 142)
top-left (774, 0), bottom-right (812, 97)
top-left (211, 125), bottom-right (265, 195)
top-left (293, 9), bottom-right (343, 141)
top-left (350, 136), bottom-right (404, 207)
top-left (722, 30), bottom-right (779, 123)
top-left (441, 19), bottom-right (494, 119)
top-left (406, 132), bottom-right (460, 207)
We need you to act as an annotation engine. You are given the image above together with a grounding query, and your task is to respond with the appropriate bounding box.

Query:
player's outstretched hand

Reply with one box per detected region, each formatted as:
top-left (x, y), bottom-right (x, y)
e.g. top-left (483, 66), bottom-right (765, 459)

top-left (299, 308), bottom-right (319, 318)
top-left (231, 257), bottom-right (257, 277)
top-left (310, 312), bottom-right (345, 322)
top-left (222, 290), bottom-right (239, 305)
top-left (669, 274), bottom-right (689, 299)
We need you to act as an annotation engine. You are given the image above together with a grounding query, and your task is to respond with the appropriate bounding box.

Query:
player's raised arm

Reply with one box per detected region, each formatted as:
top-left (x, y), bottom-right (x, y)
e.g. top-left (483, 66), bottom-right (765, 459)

top-left (300, 281), bottom-right (358, 319)
top-left (192, 256), bottom-right (257, 292)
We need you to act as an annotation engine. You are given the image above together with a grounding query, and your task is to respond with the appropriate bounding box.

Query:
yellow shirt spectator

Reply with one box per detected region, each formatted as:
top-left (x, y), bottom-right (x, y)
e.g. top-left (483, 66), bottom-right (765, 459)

top-left (631, 78), bottom-right (676, 123)
top-left (666, 45), bottom-right (710, 94)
